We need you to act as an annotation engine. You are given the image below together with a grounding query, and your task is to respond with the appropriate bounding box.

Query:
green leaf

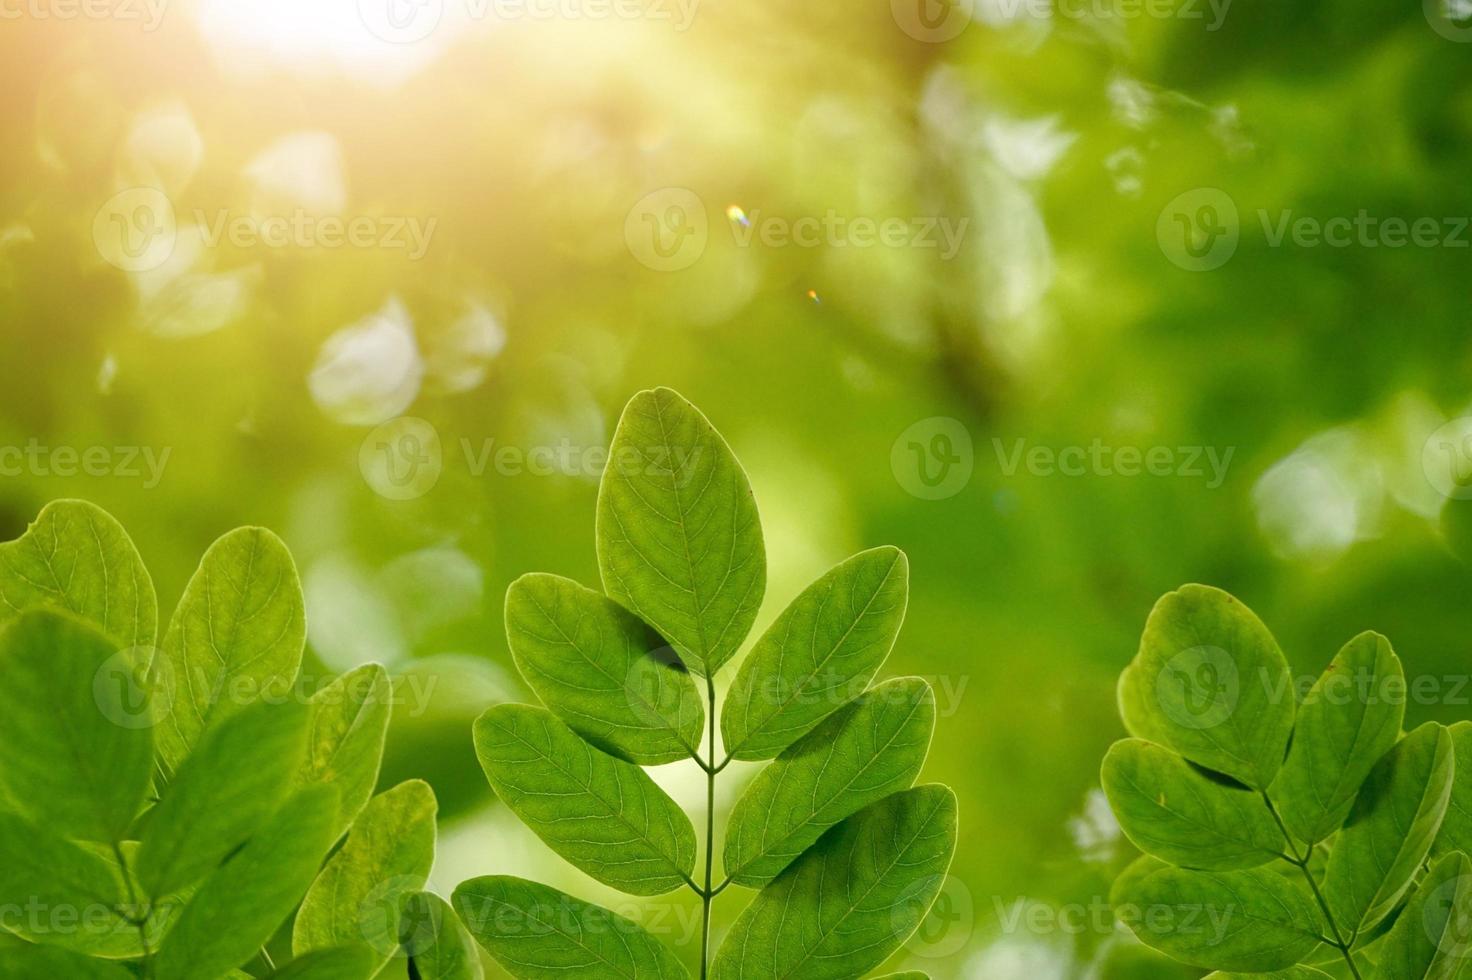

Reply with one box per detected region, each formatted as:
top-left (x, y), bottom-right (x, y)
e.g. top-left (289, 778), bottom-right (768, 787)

top-left (1324, 722), bottom-right (1454, 934)
top-left (452, 875), bottom-right (690, 980)
top-left (155, 526), bottom-right (307, 771)
top-left (505, 573), bottom-right (703, 765)
top-left (724, 677), bottom-right (934, 887)
top-left (1100, 738), bottom-right (1283, 870)
top-left (711, 785), bottom-right (957, 980)
top-left (137, 699), bottom-right (310, 898)
top-left (596, 387), bottom-right (766, 677)
top-left (264, 947), bottom-right (378, 979)
top-left (1117, 661), bottom-right (1168, 744)
top-left (400, 891), bottom-right (484, 980)
top-left (1128, 584), bottom-right (1295, 790)
top-left (1377, 850), bottom-right (1472, 978)
top-left (293, 780), bottom-right (438, 969)
top-left (1268, 631), bottom-right (1405, 846)
top-left (0, 609), bottom-right (153, 841)
top-left (1432, 721), bottom-right (1472, 861)
top-left (0, 946), bottom-right (135, 980)
top-left (154, 785), bottom-right (340, 980)
top-left (296, 663), bottom-right (394, 841)
top-left (0, 499), bottom-right (157, 649)
top-left (721, 547), bottom-right (910, 761)
top-left (870, 974), bottom-right (930, 980)
top-left (1112, 864), bottom-right (1325, 971)
top-left (0, 810), bottom-right (130, 949)
top-left (472, 704), bottom-right (697, 896)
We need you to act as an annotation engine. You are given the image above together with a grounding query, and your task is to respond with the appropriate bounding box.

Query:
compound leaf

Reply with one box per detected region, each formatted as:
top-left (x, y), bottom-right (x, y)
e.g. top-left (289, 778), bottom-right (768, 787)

top-left (506, 573), bottom-right (703, 766)
top-left (721, 547), bottom-right (909, 761)
top-left (724, 676), bottom-right (934, 887)
top-left (1129, 585), bottom-right (1294, 790)
top-left (452, 875), bottom-right (690, 980)
top-left (1376, 850), bottom-right (1472, 979)
top-left (1269, 631), bottom-right (1405, 846)
top-left (1323, 722), bottom-right (1453, 934)
top-left (1204, 970), bottom-right (1332, 979)
top-left (293, 780), bottom-right (438, 969)
top-left (0, 499), bottom-right (157, 649)
top-left (596, 387), bottom-right (765, 677)
top-left (400, 891), bottom-right (483, 980)
top-left (472, 704), bottom-right (696, 896)
top-left (155, 785), bottom-right (339, 980)
top-left (155, 527), bottom-right (307, 770)
top-left (1101, 738), bottom-right (1283, 870)
top-left (0, 609), bottom-right (153, 842)
top-left (295, 663), bottom-right (394, 841)
top-left (1113, 864), bottom-right (1324, 971)
top-left (711, 785), bottom-right (957, 980)
top-left (138, 699), bottom-right (310, 898)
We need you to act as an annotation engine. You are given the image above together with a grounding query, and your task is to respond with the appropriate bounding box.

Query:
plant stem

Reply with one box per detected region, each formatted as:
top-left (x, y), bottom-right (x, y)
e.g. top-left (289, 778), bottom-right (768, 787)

top-left (700, 673), bottom-right (718, 979)
top-left (1260, 793), bottom-right (1362, 980)
top-left (111, 840), bottom-right (153, 979)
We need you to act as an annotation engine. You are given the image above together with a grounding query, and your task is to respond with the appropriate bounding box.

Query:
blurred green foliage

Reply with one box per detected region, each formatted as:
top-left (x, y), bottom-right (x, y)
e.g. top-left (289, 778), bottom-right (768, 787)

top-left (2, 0), bottom-right (1471, 974)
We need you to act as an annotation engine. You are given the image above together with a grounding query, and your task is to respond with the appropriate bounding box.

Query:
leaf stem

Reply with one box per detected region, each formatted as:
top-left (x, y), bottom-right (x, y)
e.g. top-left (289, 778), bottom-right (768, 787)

top-left (701, 674), bottom-right (718, 979)
top-left (110, 840), bottom-right (153, 979)
top-left (1259, 793), bottom-right (1362, 980)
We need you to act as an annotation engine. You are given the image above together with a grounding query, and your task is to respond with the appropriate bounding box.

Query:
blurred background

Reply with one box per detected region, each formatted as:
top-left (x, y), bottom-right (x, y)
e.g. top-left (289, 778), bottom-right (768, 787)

top-left (3, 0), bottom-right (1472, 975)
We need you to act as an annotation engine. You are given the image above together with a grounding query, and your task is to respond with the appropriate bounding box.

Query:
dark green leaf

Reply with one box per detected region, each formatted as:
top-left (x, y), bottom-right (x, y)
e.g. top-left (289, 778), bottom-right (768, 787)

top-left (1203, 970), bottom-right (1333, 979)
top-left (452, 875), bottom-right (689, 980)
top-left (721, 547), bottom-right (909, 761)
top-left (711, 785), bottom-right (957, 980)
top-left (138, 699), bottom-right (310, 898)
top-left (1113, 864), bottom-right (1325, 971)
top-left (0, 499), bottom-right (157, 649)
top-left (1324, 722), bottom-right (1454, 934)
top-left (0, 609), bottom-right (153, 842)
top-left (724, 676), bottom-right (934, 887)
top-left (293, 780), bottom-right (438, 969)
top-left (1269, 631), bottom-right (1405, 846)
top-left (154, 785), bottom-right (339, 980)
top-left (596, 387), bottom-right (766, 677)
top-left (399, 891), bottom-right (484, 980)
top-left (0, 811), bottom-right (131, 949)
top-left (506, 573), bottom-right (703, 765)
top-left (472, 704), bottom-right (696, 896)
top-left (155, 527), bottom-right (307, 770)
top-left (1128, 585), bottom-right (1295, 790)
top-left (1377, 850), bottom-right (1472, 979)
top-left (296, 663), bottom-right (394, 841)
top-left (1432, 721), bottom-right (1472, 861)
top-left (0, 945), bottom-right (135, 980)
top-left (1101, 738), bottom-right (1283, 870)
